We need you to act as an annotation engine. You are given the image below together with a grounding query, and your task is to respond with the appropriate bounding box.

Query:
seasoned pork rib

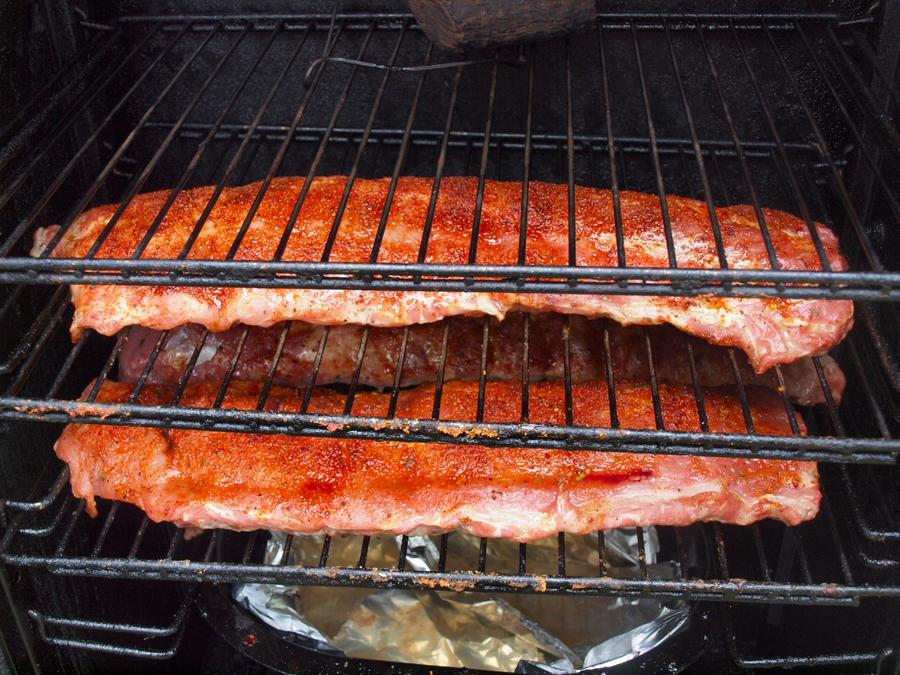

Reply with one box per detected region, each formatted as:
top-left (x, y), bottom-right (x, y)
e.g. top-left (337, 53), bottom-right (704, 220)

top-left (33, 177), bottom-right (852, 372)
top-left (118, 316), bottom-right (845, 406)
top-left (56, 380), bottom-right (820, 541)
top-left (117, 314), bottom-right (600, 389)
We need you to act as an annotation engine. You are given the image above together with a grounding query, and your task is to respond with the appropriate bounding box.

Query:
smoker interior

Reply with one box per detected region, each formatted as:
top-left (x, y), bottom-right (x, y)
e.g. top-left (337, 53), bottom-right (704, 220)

top-left (0, 0), bottom-right (898, 672)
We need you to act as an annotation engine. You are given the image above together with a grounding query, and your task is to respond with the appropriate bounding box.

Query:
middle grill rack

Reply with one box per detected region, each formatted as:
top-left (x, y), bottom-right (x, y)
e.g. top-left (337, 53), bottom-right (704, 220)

top-left (0, 285), bottom-right (896, 464)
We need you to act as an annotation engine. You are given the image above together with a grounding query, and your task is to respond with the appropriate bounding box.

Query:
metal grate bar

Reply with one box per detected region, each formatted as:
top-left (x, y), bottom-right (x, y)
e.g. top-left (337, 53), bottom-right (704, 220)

top-left (663, 22), bottom-right (730, 271)
top-left (7, 550), bottom-right (894, 603)
top-left (128, 330), bottom-right (171, 403)
top-left (415, 66), bottom-right (464, 265)
top-left (367, 47), bottom-right (433, 263)
top-left (465, 54), bottom-right (499, 265)
top-left (722, 603), bottom-right (890, 670)
top-left (84, 25), bottom-right (250, 259)
top-left (165, 529), bottom-right (184, 561)
top-left (519, 314), bottom-right (531, 423)
top-left (145, 121), bottom-right (843, 157)
top-left (597, 28), bottom-right (626, 272)
top-left (630, 22), bottom-right (678, 268)
top-left (1, 469), bottom-right (69, 514)
top-left (90, 503), bottom-right (120, 557)
top-left (223, 23), bottom-right (366, 261)
top-left (600, 323), bottom-right (621, 429)
top-left (674, 528), bottom-right (690, 580)
top-left (6, 393), bottom-right (895, 461)
top-left (557, 533), bottom-right (567, 577)
top-left (320, 22), bottom-right (409, 262)
top-left (684, 338), bottom-right (710, 432)
top-left (795, 25), bottom-right (900, 221)
top-left (821, 487), bottom-right (856, 585)
top-left (764, 24), bottom-right (885, 273)
top-left (0, 27), bottom-right (140, 208)
top-left (0, 287), bottom-right (67, 376)
top-left (128, 517), bottom-right (150, 559)
top-left (343, 327), bottom-right (370, 415)
top-left (729, 24), bottom-right (831, 271)
top-left (3, 261), bottom-right (898, 299)
top-left (397, 535), bottom-right (409, 571)
top-left (430, 322), bottom-right (452, 420)
top-left (437, 535), bottom-right (449, 573)
top-left (279, 535), bottom-right (293, 566)
top-left (848, 28), bottom-right (900, 105)
top-left (356, 536), bottom-right (370, 568)
top-left (563, 40), bottom-right (579, 267)
top-left (319, 536), bottom-right (332, 567)
top-left (635, 528), bottom-right (648, 578)
top-left (714, 524), bottom-right (730, 580)
top-left (643, 329), bottom-right (666, 431)
top-left (0, 29), bottom-right (117, 149)
top-left (170, 329), bottom-right (211, 406)
top-left (752, 525), bottom-right (772, 581)
top-left (255, 323), bottom-right (291, 411)
top-left (132, 22), bottom-right (290, 258)
top-left (846, 337), bottom-right (893, 440)
top-left (6, 24), bottom-right (187, 260)
top-left (696, 27), bottom-right (782, 274)
top-left (596, 532), bottom-right (607, 576)
top-left (792, 528), bottom-right (814, 583)
top-left (299, 327), bottom-right (331, 414)
top-left (515, 46), bottom-right (535, 267)
top-left (841, 466), bottom-right (900, 543)
top-left (0, 287), bottom-right (69, 385)
top-left (386, 327), bottom-right (411, 418)
top-left (175, 23), bottom-right (316, 260)
top-left (15, 494), bottom-right (73, 539)
top-left (474, 319), bottom-right (490, 422)
top-left (825, 26), bottom-right (900, 153)
top-left (562, 317), bottom-right (575, 426)
top-left (211, 327), bottom-right (249, 406)
top-left (54, 501), bottom-right (85, 556)
top-left (241, 531), bottom-right (260, 564)
top-left (772, 366), bottom-right (803, 436)
top-left (27, 581), bottom-right (198, 659)
top-left (477, 538), bottom-right (488, 573)
top-left (727, 349), bottom-right (756, 433)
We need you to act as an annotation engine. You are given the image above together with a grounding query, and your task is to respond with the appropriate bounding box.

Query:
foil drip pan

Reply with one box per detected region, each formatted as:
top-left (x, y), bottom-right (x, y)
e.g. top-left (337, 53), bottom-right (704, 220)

top-left (197, 527), bottom-right (710, 673)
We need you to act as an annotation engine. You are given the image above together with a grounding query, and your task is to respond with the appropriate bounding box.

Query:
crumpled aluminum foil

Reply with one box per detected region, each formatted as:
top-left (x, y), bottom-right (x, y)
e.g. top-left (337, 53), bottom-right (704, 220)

top-left (234, 530), bottom-right (689, 672)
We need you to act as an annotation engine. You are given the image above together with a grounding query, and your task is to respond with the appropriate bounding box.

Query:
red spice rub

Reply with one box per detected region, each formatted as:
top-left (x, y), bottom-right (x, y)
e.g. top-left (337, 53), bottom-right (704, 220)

top-left (33, 177), bottom-right (853, 372)
top-left (55, 379), bottom-right (819, 541)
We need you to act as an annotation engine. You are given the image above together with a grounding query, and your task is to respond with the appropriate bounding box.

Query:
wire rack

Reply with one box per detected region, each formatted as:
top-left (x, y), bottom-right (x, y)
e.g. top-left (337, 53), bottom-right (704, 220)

top-left (0, 11), bottom-right (896, 298)
top-left (0, 280), bottom-right (896, 463)
top-left (1, 6), bottom-right (899, 671)
top-left (2, 461), bottom-right (900, 611)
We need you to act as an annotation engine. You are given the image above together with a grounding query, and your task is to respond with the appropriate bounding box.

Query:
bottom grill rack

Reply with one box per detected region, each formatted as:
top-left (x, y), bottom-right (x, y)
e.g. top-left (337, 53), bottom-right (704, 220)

top-left (3, 461), bottom-right (900, 606)
top-left (25, 585), bottom-right (195, 661)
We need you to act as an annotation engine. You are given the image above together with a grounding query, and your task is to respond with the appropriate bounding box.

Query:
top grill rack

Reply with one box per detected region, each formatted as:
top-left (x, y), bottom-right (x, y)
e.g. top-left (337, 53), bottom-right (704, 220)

top-left (0, 11), bottom-right (897, 463)
top-left (0, 11), bottom-right (897, 299)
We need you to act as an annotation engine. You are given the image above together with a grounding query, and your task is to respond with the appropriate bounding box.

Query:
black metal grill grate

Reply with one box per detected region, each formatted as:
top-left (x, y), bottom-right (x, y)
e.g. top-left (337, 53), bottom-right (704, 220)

top-left (0, 12), bottom-right (897, 297)
top-left (2, 463), bottom-right (900, 607)
top-left (1, 6), bottom-right (899, 670)
top-left (0, 280), bottom-right (896, 463)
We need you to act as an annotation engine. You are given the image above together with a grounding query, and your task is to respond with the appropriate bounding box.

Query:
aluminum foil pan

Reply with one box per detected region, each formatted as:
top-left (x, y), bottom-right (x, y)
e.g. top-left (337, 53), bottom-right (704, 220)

top-left (234, 529), bottom-right (690, 673)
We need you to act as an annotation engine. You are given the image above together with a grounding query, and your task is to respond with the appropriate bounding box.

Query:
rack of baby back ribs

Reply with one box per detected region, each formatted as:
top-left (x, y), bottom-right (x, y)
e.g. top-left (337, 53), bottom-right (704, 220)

top-left (0, 7), bottom-right (898, 665)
